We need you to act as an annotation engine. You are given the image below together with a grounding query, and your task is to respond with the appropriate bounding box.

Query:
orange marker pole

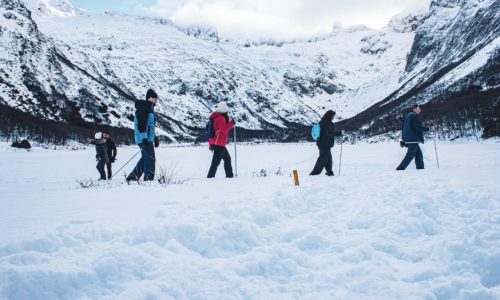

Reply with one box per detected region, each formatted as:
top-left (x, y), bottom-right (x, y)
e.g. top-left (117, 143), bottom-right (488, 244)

top-left (293, 170), bottom-right (300, 186)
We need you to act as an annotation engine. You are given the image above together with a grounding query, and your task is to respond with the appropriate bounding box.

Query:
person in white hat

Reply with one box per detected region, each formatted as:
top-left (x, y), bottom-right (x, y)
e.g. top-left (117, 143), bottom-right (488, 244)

top-left (207, 102), bottom-right (235, 178)
top-left (90, 132), bottom-right (109, 180)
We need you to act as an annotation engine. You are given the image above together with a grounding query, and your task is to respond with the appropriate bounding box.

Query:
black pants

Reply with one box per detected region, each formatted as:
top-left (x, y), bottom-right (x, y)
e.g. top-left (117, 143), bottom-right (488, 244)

top-left (310, 145), bottom-right (333, 175)
top-left (207, 146), bottom-right (233, 178)
top-left (106, 162), bottom-right (113, 179)
top-left (396, 143), bottom-right (424, 170)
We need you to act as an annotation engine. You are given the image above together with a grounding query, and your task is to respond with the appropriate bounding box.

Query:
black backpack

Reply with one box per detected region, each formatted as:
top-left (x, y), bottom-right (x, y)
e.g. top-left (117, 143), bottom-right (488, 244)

top-left (206, 118), bottom-right (216, 139)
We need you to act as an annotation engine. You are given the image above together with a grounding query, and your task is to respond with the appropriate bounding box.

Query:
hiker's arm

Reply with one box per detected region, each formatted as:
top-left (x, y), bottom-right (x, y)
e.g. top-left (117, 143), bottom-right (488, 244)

top-left (216, 118), bottom-right (234, 135)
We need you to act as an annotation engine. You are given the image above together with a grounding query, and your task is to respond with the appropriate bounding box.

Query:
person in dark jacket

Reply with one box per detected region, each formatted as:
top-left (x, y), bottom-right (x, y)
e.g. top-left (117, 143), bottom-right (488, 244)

top-left (91, 132), bottom-right (109, 180)
top-left (103, 132), bottom-right (117, 179)
top-left (126, 89), bottom-right (158, 182)
top-left (396, 105), bottom-right (435, 170)
top-left (310, 110), bottom-right (345, 176)
top-left (207, 102), bottom-right (235, 178)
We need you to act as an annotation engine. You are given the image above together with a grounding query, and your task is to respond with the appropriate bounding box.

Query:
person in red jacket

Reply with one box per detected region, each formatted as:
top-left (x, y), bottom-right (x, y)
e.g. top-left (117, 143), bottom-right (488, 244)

top-left (207, 102), bottom-right (235, 178)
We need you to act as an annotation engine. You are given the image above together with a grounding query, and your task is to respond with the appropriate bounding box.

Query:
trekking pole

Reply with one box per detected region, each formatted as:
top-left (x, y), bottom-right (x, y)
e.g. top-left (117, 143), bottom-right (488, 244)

top-left (233, 125), bottom-right (238, 177)
top-left (338, 137), bottom-right (344, 176)
top-left (433, 132), bottom-right (440, 169)
top-left (110, 150), bottom-right (140, 180)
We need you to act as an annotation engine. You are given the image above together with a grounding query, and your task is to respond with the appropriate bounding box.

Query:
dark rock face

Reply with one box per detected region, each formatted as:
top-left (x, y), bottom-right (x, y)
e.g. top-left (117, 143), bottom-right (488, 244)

top-left (283, 71), bottom-right (344, 97)
top-left (360, 33), bottom-right (392, 55)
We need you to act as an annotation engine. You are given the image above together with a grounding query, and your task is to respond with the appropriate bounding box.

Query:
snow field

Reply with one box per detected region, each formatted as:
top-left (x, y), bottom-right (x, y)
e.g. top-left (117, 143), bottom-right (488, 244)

top-left (0, 142), bottom-right (499, 299)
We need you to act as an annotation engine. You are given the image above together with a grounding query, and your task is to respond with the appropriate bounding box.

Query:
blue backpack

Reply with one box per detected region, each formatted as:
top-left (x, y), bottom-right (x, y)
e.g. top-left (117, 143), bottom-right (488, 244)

top-left (311, 123), bottom-right (321, 140)
top-left (206, 118), bottom-right (216, 139)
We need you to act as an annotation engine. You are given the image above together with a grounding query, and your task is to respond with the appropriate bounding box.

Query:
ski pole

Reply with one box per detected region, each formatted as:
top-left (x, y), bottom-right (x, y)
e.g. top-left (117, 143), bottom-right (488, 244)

top-left (110, 150), bottom-right (140, 180)
top-left (233, 125), bottom-right (238, 177)
top-left (433, 132), bottom-right (440, 169)
top-left (338, 137), bottom-right (344, 176)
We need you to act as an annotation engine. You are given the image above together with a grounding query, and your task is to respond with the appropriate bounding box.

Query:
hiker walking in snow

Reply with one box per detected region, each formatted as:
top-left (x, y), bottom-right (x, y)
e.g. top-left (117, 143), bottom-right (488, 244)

top-left (91, 132), bottom-right (109, 180)
top-left (126, 89), bottom-right (158, 182)
top-left (103, 132), bottom-right (117, 180)
top-left (396, 105), bottom-right (435, 170)
top-left (310, 110), bottom-right (345, 176)
top-left (207, 102), bottom-right (235, 178)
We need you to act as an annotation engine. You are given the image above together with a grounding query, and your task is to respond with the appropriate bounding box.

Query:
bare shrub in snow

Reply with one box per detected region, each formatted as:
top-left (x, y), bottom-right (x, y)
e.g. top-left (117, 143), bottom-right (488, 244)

top-left (252, 167), bottom-right (283, 177)
top-left (156, 164), bottom-right (187, 186)
top-left (275, 167), bottom-right (283, 176)
top-left (76, 178), bottom-right (95, 189)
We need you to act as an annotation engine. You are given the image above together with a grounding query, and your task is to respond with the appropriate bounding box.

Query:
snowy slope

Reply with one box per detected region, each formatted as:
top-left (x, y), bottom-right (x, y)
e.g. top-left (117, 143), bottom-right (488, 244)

top-left (0, 142), bottom-right (499, 298)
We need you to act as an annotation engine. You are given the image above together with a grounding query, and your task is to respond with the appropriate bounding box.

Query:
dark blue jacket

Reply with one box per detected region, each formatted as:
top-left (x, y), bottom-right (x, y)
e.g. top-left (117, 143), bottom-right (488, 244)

top-left (317, 119), bottom-right (342, 148)
top-left (402, 112), bottom-right (429, 143)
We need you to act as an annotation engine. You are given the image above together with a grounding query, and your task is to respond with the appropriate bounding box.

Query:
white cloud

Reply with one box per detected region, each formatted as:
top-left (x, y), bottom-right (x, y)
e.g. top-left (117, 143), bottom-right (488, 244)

top-left (143, 0), bottom-right (431, 40)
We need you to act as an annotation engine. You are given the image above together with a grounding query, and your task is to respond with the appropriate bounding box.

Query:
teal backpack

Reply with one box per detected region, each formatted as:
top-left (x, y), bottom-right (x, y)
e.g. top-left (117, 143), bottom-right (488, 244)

top-left (311, 123), bottom-right (321, 140)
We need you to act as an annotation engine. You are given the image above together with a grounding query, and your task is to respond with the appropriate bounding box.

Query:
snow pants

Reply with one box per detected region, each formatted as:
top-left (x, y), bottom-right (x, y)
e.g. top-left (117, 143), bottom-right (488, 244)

top-left (127, 143), bottom-right (156, 181)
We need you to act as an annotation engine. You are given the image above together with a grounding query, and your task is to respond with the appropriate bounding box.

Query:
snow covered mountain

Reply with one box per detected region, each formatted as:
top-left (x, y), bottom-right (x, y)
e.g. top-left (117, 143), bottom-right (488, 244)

top-left (0, 0), bottom-right (498, 144)
top-left (338, 0), bottom-right (500, 139)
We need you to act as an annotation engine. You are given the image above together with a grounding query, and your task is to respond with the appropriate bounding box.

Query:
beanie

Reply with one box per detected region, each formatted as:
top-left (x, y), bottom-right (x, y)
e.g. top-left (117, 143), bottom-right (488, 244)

top-left (146, 89), bottom-right (158, 100)
top-left (215, 102), bottom-right (229, 113)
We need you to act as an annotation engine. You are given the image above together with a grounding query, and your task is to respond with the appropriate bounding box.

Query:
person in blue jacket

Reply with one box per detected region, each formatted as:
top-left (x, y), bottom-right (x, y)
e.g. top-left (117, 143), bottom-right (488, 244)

top-left (127, 89), bottom-right (158, 182)
top-left (396, 105), bottom-right (435, 170)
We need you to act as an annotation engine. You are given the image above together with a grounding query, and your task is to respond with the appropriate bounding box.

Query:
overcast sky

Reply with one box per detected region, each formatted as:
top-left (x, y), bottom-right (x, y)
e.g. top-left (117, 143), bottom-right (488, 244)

top-left (70, 0), bottom-right (431, 40)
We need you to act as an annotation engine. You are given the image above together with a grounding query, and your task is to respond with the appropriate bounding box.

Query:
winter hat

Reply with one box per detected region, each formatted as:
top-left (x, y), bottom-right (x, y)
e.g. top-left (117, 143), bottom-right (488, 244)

top-left (215, 102), bottom-right (229, 113)
top-left (146, 89), bottom-right (158, 100)
top-left (94, 132), bottom-right (103, 140)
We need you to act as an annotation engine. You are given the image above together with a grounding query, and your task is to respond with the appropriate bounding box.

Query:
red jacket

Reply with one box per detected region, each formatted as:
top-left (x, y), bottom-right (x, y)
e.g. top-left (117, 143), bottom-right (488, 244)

top-left (208, 112), bottom-right (234, 147)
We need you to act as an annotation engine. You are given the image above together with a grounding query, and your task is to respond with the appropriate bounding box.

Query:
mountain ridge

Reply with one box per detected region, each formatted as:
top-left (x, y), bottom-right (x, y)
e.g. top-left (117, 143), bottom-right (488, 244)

top-left (0, 0), bottom-right (498, 144)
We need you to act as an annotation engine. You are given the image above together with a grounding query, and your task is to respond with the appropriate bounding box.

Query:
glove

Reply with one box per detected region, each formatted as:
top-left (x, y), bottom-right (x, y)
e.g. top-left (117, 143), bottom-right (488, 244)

top-left (111, 158), bottom-right (116, 163)
top-left (154, 136), bottom-right (159, 148)
top-left (231, 119), bottom-right (236, 125)
top-left (400, 141), bottom-right (407, 148)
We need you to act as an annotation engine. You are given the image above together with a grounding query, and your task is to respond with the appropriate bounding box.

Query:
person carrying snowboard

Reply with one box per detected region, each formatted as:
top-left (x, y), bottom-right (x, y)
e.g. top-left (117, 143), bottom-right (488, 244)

top-left (91, 132), bottom-right (109, 180)
top-left (207, 102), bottom-right (235, 178)
top-left (396, 105), bottom-right (435, 170)
top-left (126, 89), bottom-right (158, 182)
top-left (103, 132), bottom-right (117, 179)
top-left (310, 110), bottom-right (345, 176)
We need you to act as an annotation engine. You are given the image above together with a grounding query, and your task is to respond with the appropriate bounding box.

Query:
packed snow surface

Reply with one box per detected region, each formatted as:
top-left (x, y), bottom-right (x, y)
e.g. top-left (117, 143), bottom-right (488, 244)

top-left (0, 142), bottom-right (499, 299)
